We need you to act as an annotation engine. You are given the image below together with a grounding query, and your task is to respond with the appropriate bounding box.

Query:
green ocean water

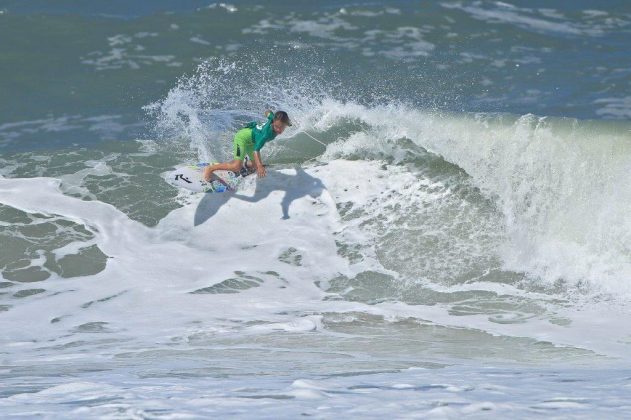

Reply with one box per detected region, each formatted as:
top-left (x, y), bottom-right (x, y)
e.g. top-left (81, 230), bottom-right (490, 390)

top-left (1, 1), bottom-right (631, 418)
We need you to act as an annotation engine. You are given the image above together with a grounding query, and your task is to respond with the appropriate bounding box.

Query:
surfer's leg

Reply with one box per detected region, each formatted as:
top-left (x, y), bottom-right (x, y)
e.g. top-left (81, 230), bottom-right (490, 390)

top-left (203, 160), bottom-right (242, 181)
top-left (204, 128), bottom-right (253, 181)
top-left (245, 152), bottom-right (256, 172)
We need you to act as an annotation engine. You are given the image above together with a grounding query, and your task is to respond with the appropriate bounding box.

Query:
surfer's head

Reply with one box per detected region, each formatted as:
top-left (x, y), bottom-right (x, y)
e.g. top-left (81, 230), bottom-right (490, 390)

top-left (272, 111), bottom-right (292, 135)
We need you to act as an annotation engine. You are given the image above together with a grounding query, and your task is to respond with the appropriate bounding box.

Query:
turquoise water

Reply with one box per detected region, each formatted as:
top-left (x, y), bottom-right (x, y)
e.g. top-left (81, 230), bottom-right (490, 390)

top-left (2, 0), bottom-right (630, 151)
top-left (1, 1), bottom-right (631, 418)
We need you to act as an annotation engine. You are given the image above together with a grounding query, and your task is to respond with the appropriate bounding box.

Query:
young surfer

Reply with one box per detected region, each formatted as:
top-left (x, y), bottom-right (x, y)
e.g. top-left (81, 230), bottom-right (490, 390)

top-left (203, 110), bottom-right (292, 180)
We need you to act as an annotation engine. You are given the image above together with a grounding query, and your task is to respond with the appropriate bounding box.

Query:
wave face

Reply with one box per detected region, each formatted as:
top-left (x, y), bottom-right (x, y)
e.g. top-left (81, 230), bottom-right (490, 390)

top-left (322, 105), bottom-right (631, 292)
top-left (2, 0), bottom-right (631, 152)
top-left (2, 1), bottom-right (631, 417)
top-left (146, 61), bottom-right (631, 295)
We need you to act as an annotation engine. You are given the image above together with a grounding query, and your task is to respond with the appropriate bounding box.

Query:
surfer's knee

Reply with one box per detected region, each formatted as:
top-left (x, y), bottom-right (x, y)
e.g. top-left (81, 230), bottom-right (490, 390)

top-left (228, 160), bottom-right (243, 171)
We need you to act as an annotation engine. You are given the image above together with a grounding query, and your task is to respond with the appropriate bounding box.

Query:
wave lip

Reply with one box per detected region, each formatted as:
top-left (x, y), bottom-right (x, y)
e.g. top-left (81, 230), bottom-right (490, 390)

top-left (306, 102), bottom-right (631, 294)
top-left (149, 57), bottom-right (631, 295)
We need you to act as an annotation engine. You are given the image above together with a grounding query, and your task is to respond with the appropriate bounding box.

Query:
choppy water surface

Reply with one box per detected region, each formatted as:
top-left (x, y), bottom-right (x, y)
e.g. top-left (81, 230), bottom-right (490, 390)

top-left (1, 1), bottom-right (631, 418)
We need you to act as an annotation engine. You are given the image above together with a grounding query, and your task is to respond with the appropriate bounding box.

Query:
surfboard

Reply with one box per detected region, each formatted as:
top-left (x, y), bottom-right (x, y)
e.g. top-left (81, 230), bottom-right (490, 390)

top-left (167, 163), bottom-right (249, 193)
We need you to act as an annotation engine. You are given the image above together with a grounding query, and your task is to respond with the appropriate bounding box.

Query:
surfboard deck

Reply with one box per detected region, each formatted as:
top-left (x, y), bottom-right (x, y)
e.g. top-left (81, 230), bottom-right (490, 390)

top-left (168, 163), bottom-right (252, 193)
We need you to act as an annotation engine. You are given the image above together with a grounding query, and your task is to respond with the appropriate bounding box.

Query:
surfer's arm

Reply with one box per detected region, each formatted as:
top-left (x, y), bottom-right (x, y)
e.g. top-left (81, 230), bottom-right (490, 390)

top-left (253, 151), bottom-right (266, 178)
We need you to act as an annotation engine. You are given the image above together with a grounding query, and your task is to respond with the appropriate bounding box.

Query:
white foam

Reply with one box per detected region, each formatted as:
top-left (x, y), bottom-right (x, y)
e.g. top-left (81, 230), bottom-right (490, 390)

top-left (595, 96), bottom-right (631, 119)
top-left (441, 2), bottom-right (614, 36)
top-left (2, 158), bottom-right (631, 360)
top-left (289, 16), bottom-right (358, 40)
top-left (2, 365), bottom-right (629, 417)
top-left (58, 160), bottom-right (114, 198)
top-left (190, 36), bottom-right (211, 46)
top-left (247, 315), bottom-right (323, 333)
top-left (0, 169), bottom-right (344, 344)
top-left (309, 102), bottom-right (631, 297)
top-left (204, 3), bottom-right (238, 13)
top-left (0, 114), bottom-right (128, 142)
top-left (2, 159), bottom-right (631, 416)
top-left (82, 33), bottom-right (176, 71)
top-left (244, 15), bottom-right (433, 61)
top-left (362, 27), bottom-right (435, 60)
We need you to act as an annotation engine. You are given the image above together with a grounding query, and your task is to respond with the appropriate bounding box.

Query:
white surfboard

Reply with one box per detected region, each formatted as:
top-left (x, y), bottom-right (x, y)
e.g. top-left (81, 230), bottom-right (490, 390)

top-left (167, 163), bottom-right (246, 193)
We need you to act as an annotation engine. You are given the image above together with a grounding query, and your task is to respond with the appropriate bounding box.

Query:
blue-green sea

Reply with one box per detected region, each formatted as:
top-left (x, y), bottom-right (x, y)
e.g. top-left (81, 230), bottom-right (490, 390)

top-left (1, 1), bottom-right (631, 418)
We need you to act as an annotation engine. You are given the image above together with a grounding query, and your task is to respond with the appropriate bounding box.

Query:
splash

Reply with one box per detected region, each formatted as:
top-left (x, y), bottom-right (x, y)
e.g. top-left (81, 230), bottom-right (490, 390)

top-left (146, 58), bottom-right (631, 295)
top-left (143, 57), bottom-right (333, 162)
top-left (318, 103), bottom-right (631, 293)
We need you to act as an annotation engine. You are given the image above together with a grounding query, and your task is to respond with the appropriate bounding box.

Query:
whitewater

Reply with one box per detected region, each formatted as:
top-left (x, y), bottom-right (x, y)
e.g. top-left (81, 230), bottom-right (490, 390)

top-left (2, 95), bottom-right (631, 416)
top-left (2, 1), bottom-right (631, 418)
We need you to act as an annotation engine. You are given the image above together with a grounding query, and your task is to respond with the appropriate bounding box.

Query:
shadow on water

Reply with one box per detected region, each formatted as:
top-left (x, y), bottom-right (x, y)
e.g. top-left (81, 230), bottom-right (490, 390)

top-left (194, 167), bottom-right (325, 226)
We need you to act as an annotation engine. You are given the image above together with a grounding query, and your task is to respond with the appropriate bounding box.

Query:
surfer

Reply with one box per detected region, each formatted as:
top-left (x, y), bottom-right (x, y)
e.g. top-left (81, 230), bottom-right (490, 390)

top-left (203, 110), bottom-right (292, 180)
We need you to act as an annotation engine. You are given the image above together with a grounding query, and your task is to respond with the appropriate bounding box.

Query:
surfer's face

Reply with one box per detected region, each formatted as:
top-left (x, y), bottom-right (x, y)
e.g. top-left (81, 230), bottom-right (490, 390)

top-left (272, 119), bottom-right (287, 134)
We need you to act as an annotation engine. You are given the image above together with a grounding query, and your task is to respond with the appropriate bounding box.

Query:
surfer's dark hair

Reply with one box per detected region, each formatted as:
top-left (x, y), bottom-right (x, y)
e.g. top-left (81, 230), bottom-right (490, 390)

top-left (274, 110), bottom-right (292, 126)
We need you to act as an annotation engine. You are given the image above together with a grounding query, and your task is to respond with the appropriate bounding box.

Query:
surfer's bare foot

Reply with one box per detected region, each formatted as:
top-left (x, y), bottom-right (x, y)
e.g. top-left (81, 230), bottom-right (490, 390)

top-left (203, 160), bottom-right (243, 182)
top-left (202, 166), bottom-right (213, 182)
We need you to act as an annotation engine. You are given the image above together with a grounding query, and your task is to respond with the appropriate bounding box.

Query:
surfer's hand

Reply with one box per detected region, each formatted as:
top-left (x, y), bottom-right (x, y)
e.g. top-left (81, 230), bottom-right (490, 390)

top-left (256, 164), bottom-right (266, 178)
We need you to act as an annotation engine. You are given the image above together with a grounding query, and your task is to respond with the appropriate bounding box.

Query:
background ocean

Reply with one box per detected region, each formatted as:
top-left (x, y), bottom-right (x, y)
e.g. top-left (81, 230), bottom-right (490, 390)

top-left (1, 0), bottom-right (631, 417)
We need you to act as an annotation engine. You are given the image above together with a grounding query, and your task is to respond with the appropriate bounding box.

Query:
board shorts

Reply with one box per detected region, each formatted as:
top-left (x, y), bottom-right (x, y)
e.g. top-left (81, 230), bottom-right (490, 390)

top-left (233, 128), bottom-right (254, 162)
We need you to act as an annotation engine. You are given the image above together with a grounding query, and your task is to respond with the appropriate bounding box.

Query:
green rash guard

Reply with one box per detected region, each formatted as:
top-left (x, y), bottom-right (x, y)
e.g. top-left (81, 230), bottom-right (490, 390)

top-left (246, 112), bottom-right (277, 152)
